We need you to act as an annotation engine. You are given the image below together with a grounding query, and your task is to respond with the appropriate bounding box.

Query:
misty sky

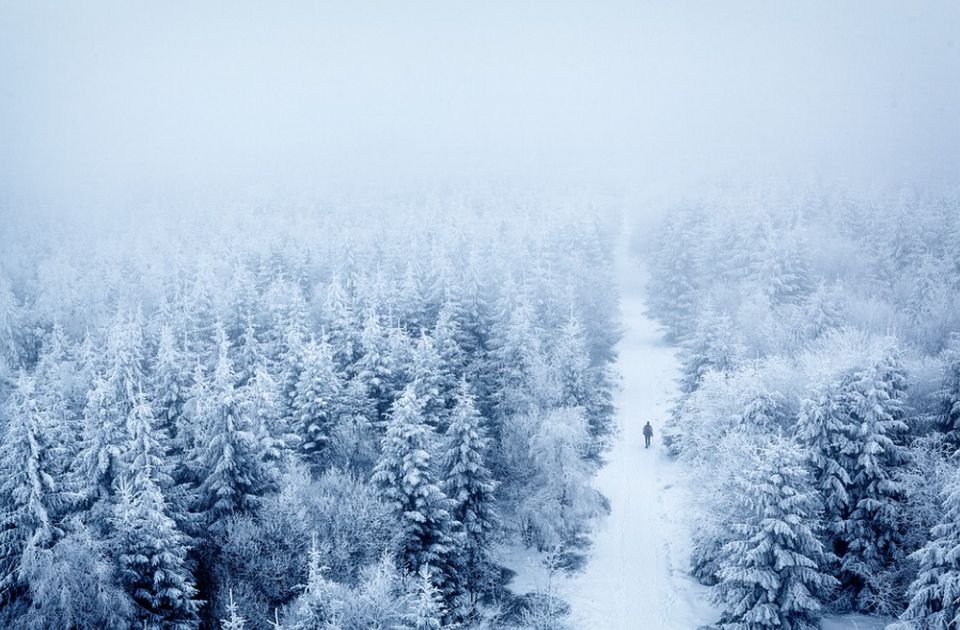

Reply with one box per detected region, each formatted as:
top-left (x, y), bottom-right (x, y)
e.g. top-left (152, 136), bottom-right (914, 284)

top-left (2, 0), bottom-right (959, 207)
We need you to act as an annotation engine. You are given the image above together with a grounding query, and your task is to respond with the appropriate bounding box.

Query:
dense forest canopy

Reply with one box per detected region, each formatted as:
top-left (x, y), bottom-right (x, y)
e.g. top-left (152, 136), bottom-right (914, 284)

top-left (641, 190), bottom-right (960, 627)
top-left (0, 200), bottom-right (620, 628)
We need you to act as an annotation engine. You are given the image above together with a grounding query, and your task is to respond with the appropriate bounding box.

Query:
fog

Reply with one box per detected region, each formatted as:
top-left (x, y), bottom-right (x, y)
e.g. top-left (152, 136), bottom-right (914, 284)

top-left (2, 0), bottom-right (959, 210)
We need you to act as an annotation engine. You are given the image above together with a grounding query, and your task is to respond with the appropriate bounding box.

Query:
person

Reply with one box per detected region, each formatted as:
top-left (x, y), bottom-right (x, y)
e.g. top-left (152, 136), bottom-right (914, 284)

top-left (643, 421), bottom-right (653, 448)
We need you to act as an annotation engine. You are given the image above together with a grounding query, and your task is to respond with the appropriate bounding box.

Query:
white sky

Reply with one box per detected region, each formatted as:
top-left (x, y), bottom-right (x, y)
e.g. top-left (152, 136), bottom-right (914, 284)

top-left (2, 0), bottom-right (958, 207)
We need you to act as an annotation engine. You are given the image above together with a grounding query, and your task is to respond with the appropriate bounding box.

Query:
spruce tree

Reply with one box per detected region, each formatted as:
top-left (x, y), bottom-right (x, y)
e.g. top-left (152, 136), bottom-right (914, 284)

top-left (0, 374), bottom-right (69, 596)
top-left (838, 347), bottom-right (910, 612)
top-left (409, 333), bottom-right (448, 430)
top-left (678, 308), bottom-right (742, 395)
top-left (292, 337), bottom-right (343, 464)
top-left (289, 536), bottom-right (341, 629)
top-left (713, 439), bottom-right (837, 630)
top-left (112, 477), bottom-right (199, 629)
top-left (151, 324), bottom-right (190, 441)
top-left (408, 566), bottom-right (446, 630)
top-left (938, 333), bottom-right (960, 447)
top-left (901, 464), bottom-right (960, 629)
top-left (192, 329), bottom-right (279, 532)
top-left (795, 382), bottom-right (852, 539)
top-left (373, 386), bottom-right (460, 603)
top-left (221, 590), bottom-right (248, 630)
top-left (442, 380), bottom-right (497, 599)
top-left (355, 310), bottom-right (399, 422)
top-left (76, 375), bottom-right (126, 501)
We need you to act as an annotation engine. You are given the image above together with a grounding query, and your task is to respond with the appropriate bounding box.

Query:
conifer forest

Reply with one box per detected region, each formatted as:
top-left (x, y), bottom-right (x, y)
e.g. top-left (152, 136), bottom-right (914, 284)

top-left (2, 2), bottom-right (959, 629)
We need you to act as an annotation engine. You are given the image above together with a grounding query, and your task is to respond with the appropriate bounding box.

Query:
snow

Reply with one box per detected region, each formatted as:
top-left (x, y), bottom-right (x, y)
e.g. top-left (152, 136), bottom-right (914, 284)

top-left (820, 614), bottom-right (893, 630)
top-left (499, 229), bottom-right (894, 630)
top-left (558, 241), bottom-right (719, 629)
top-left (500, 231), bottom-right (719, 628)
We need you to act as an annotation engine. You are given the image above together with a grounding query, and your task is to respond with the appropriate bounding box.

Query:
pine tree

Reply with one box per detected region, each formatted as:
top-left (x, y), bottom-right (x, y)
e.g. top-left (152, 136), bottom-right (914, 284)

top-left (221, 589), bottom-right (248, 630)
top-left (0, 276), bottom-right (26, 372)
top-left (192, 329), bottom-right (279, 532)
top-left (901, 464), bottom-right (960, 629)
top-left (442, 380), bottom-right (497, 598)
top-left (112, 477), bottom-right (199, 629)
top-left (373, 386), bottom-right (460, 602)
top-left (125, 386), bottom-right (176, 492)
top-left (713, 439), bottom-right (837, 630)
top-left (289, 536), bottom-right (341, 629)
top-left (838, 347), bottom-right (910, 613)
top-left (184, 262), bottom-right (217, 364)
top-left (277, 308), bottom-right (308, 423)
top-left (355, 310), bottom-right (399, 422)
top-left (938, 333), bottom-right (960, 447)
top-left (678, 308), bottom-right (743, 395)
top-left (0, 374), bottom-right (70, 597)
top-left (552, 316), bottom-right (590, 409)
top-left (292, 337), bottom-right (343, 464)
top-left (409, 333), bottom-right (448, 430)
top-left (235, 318), bottom-right (263, 387)
top-left (489, 294), bottom-right (553, 429)
top-left (433, 300), bottom-right (467, 388)
top-left (76, 375), bottom-right (126, 501)
top-left (407, 566), bottom-right (445, 630)
top-left (323, 275), bottom-right (361, 376)
top-left (645, 209), bottom-right (700, 341)
top-left (152, 324), bottom-right (190, 441)
top-left (795, 383), bottom-right (852, 538)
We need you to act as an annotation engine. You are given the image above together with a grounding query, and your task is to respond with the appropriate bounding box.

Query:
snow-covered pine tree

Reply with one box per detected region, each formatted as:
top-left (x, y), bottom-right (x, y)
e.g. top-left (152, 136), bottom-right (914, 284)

top-left (433, 300), bottom-right (467, 389)
top-left (125, 386), bottom-right (176, 491)
top-left (802, 281), bottom-right (846, 341)
top-left (901, 463), bottom-right (960, 629)
top-left (355, 309), bottom-right (399, 422)
top-left (288, 535), bottom-right (342, 629)
top-left (408, 566), bottom-right (446, 630)
top-left (373, 385), bottom-right (461, 604)
top-left (938, 333), bottom-right (960, 448)
top-left (551, 316), bottom-right (590, 410)
top-left (409, 333), bottom-right (448, 430)
top-left (242, 361), bottom-right (288, 448)
top-left (292, 336), bottom-right (344, 465)
top-left (488, 292), bottom-right (553, 431)
top-left (75, 374), bottom-right (127, 502)
top-left (795, 382), bottom-right (853, 542)
top-left (192, 328), bottom-right (279, 532)
top-left (713, 438), bottom-right (838, 630)
top-left (152, 324), bottom-right (191, 441)
top-left (184, 261), bottom-right (218, 364)
top-left (112, 476), bottom-right (199, 630)
top-left (645, 208), bottom-right (701, 341)
top-left (277, 308), bottom-right (308, 424)
top-left (677, 307), bottom-right (743, 395)
top-left (0, 277), bottom-right (26, 373)
top-left (323, 275), bottom-right (361, 376)
top-left (234, 317), bottom-right (263, 388)
top-left (0, 373), bottom-right (71, 597)
top-left (838, 345), bottom-right (910, 613)
top-left (221, 589), bottom-right (248, 630)
top-left (442, 380), bottom-right (498, 599)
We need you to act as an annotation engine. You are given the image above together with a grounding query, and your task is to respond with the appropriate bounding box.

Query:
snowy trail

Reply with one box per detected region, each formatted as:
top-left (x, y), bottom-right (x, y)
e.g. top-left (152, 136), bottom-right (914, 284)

top-left (560, 231), bottom-right (718, 629)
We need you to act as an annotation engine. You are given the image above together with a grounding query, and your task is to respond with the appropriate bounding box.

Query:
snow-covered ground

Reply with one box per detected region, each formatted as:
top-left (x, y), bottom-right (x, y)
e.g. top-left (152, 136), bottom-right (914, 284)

top-left (501, 230), bottom-right (893, 630)
top-left (500, 231), bottom-right (719, 629)
top-left (558, 239), bottom-right (718, 629)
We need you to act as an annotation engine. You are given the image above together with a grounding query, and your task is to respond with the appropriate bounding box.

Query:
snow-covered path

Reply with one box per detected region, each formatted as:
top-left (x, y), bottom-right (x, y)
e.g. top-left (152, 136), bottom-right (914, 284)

top-left (560, 235), bottom-right (718, 629)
